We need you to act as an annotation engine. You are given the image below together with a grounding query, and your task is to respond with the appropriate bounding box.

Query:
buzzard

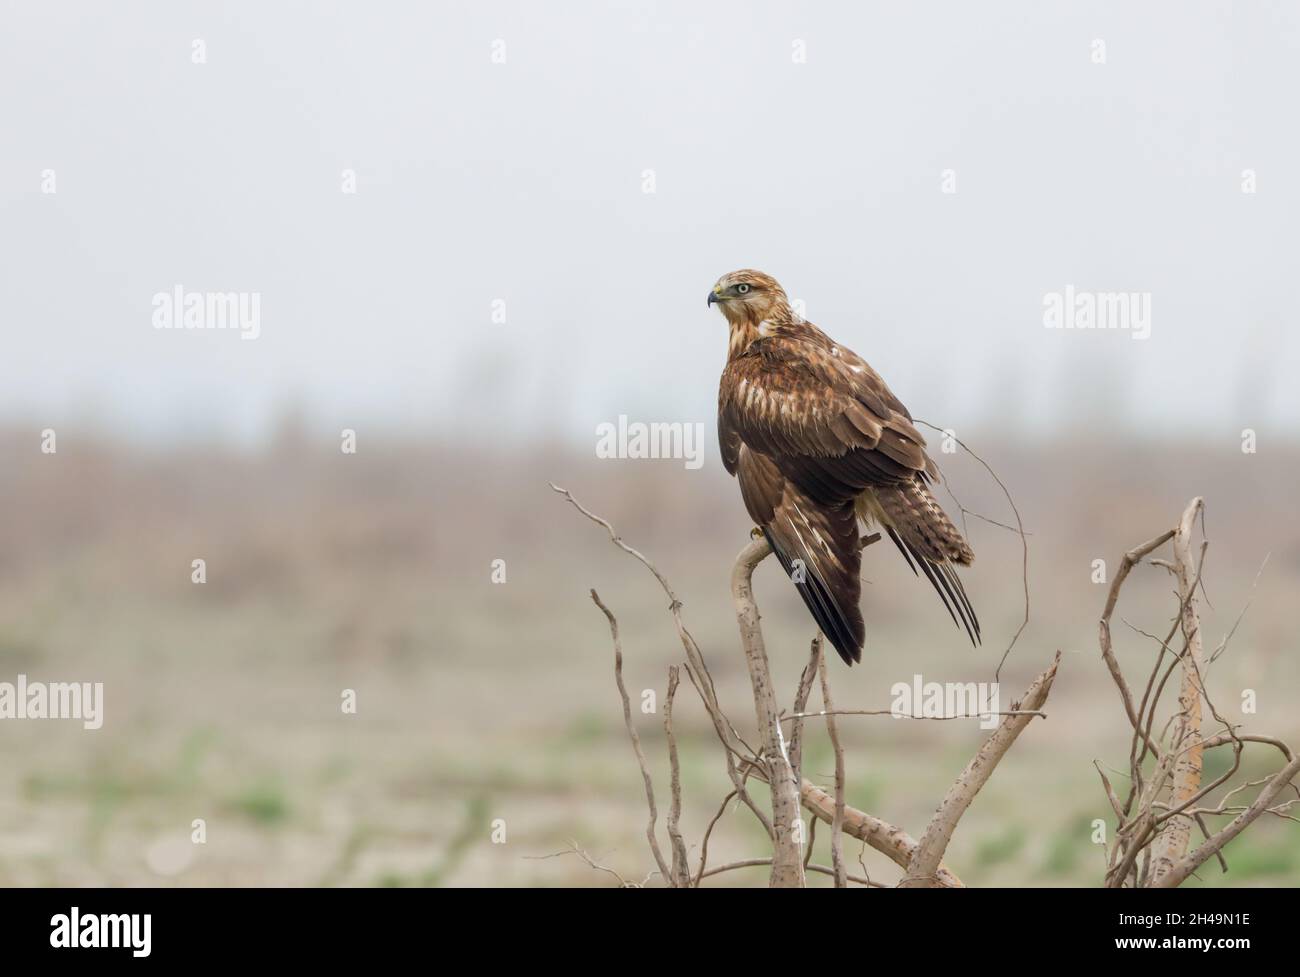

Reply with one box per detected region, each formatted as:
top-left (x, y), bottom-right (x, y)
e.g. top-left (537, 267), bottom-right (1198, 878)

top-left (711, 269), bottom-right (978, 665)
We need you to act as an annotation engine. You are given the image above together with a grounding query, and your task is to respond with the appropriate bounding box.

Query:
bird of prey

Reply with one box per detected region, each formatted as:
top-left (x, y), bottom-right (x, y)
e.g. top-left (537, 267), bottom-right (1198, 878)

top-left (711, 269), bottom-right (978, 665)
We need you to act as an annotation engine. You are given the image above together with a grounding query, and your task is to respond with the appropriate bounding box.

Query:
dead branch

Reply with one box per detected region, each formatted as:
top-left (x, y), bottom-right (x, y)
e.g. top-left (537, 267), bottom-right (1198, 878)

top-left (1099, 528), bottom-right (1175, 739)
top-left (800, 780), bottom-right (964, 887)
top-left (663, 665), bottom-right (691, 887)
top-left (1149, 498), bottom-right (1206, 883)
top-left (528, 840), bottom-right (648, 888)
top-left (787, 636), bottom-right (822, 787)
top-left (557, 469), bottom-right (1295, 893)
top-left (900, 651), bottom-right (1062, 887)
top-left (554, 483), bottom-right (774, 837)
top-left (783, 708), bottom-right (1046, 723)
top-left (558, 482), bottom-right (1058, 891)
top-left (700, 858), bottom-right (883, 887)
top-left (1098, 496), bottom-right (1298, 888)
top-left (1154, 754), bottom-right (1300, 887)
top-left (692, 789), bottom-right (737, 888)
top-left (590, 589), bottom-right (672, 883)
top-left (731, 535), bottom-right (806, 888)
top-left (817, 646), bottom-right (847, 888)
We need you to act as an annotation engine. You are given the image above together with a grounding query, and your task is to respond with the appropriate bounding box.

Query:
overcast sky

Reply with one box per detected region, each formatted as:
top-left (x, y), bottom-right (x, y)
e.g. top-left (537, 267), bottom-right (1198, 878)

top-left (2, 1), bottom-right (1297, 447)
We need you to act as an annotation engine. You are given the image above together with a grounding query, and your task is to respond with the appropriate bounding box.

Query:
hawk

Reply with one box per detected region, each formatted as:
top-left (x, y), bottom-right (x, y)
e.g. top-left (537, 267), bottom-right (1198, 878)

top-left (711, 269), bottom-right (978, 665)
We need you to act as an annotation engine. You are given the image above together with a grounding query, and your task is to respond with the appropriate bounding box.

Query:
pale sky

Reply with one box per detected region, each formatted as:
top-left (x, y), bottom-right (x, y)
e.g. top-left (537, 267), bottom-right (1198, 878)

top-left (2, 1), bottom-right (1297, 446)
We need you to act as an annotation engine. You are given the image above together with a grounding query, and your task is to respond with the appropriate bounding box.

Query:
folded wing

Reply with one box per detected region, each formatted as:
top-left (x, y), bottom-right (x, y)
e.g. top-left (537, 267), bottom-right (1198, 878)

top-left (719, 327), bottom-right (978, 656)
top-left (735, 443), bottom-right (864, 664)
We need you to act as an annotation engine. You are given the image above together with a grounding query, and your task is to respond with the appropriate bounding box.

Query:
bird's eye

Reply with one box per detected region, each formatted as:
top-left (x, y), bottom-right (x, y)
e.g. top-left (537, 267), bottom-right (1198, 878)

top-left (736, 283), bottom-right (751, 294)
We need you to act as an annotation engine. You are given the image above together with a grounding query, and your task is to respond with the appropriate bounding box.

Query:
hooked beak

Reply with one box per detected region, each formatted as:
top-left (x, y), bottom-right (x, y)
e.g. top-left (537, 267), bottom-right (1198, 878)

top-left (707, 287), bottom-right (723, 307)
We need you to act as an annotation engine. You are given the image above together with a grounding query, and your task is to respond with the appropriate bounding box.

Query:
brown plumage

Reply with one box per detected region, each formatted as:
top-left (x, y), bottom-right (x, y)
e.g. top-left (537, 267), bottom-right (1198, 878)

top-left (711, 269), bottom-right (978, 664)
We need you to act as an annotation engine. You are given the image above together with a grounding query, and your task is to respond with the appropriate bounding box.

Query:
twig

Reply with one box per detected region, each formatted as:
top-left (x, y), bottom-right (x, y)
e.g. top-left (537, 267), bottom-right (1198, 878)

top-left (1154, 754), bottom-right (1300, 888)
top-left (555, 483), bottom-right (774, 837)
top-left (529, 841), bottom-right (641, 888)
top-left (590, 590), bottom-right (672, 883)
top-left (782, 708), bottom-right (1046, 723)
top-left (663, 665), bottom-right (690, 887)
top-left (1098, 527), bottom-right (1175, 741)
top-left (817, 646), bottom-right (847, 888)
top-left (1208, 552), bottom-right (1269, 665)
top-left (914, 421), bottom-right (1030, 680)
top-left (699, 858), bottom-right (883, 887)
top-left (788, 636), bottom-right (823, 788)
top-left (692, 790), bottom-right (737, 888)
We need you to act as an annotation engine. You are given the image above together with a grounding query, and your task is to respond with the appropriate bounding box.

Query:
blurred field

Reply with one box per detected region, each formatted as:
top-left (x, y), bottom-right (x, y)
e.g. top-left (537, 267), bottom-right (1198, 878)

top-left (0, 425), bottom-right (1297, 887)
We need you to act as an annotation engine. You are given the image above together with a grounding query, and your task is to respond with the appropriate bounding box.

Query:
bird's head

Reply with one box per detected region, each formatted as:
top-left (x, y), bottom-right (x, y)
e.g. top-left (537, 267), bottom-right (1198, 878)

top-left (707, 270), bottom-right (791, 325)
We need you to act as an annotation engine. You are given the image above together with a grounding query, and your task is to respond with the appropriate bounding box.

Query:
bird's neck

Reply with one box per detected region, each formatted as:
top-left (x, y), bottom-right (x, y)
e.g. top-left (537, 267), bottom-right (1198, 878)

top-left (725, 302), bottom-right (794, 359)
top-left (726, 319), bottom-right (761, 358)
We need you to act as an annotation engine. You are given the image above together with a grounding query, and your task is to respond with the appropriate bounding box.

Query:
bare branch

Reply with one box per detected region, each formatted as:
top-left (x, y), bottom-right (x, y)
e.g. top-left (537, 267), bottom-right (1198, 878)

top-left (590, 590), bottom-right (673, 883)
top-left (731, 536), bottom-right (806, 888)
top-left (817, 647), bottom-right (847, 888)
top-left (799, 779), bottom-right (964, 887)
top-left (699, 858), bottom-right (883, 887)
top-left (1149, 498), bottom-right (1206, 884)
top-left (1201, 733), bottom-right (1293, 761)
top-left (782, 708), bottom-right (1046, 723)
top-left (528, 840), bottom-right (642, 888)
top-left (692, 789), bottom-right (737, 888)
top-left (1098, 527), bottom-right (1175, 737)
top-left (554, 482), bottom-right (773, 838)
top-left (663, 665), bottom-right (691, 887)
top-left (558, 473), bottom-right (1094, 894)
top-left (1154, 754), bottom-right (1300, 888)
top-left (1094, 760), bottom-right (1125, 822)
top-left (901, 651), bottom-right (1062, 887)
top-left (787, 636), bottom-right (823, 788)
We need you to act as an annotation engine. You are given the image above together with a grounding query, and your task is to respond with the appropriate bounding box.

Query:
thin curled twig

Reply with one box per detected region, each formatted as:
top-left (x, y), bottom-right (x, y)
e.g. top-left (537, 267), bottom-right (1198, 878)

top-left (915, 421), bottom-right (1030, 681)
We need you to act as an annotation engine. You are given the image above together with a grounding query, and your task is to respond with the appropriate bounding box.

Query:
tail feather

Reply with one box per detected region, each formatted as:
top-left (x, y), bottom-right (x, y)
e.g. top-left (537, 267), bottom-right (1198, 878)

top-left (874, 478), bottom-right (974, 566)
top-left (870, 479), bottom-right (980, 646)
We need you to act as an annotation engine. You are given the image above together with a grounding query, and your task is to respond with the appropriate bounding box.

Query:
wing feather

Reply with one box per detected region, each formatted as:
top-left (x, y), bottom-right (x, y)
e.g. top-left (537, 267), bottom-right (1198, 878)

top-left (736, 445), bottom-right (864, 664)
top-left (718, 330), bottom-right (930, 498)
